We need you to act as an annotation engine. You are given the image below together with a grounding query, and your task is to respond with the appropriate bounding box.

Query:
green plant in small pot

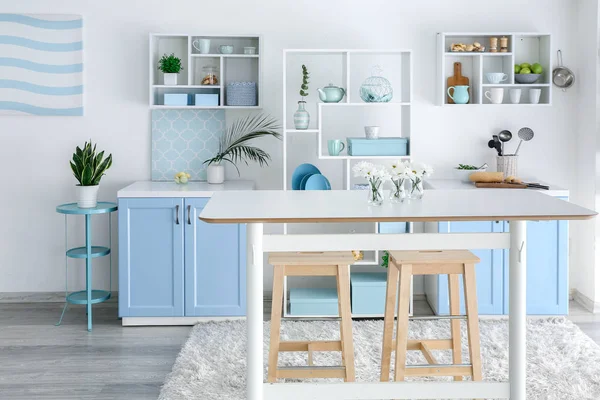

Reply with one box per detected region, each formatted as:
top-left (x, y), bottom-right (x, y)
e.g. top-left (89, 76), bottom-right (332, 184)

top-left (158, 53), bottom-right (184, 85)
top-left (70, 140), bottom-right (113, 208)
top-left (203, 114), bottom-right (281, 184)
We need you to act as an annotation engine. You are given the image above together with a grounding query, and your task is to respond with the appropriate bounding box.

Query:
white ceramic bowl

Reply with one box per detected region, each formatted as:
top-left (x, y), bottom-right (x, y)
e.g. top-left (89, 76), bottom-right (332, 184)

top-left (453, 167), bottom-right (487, 183)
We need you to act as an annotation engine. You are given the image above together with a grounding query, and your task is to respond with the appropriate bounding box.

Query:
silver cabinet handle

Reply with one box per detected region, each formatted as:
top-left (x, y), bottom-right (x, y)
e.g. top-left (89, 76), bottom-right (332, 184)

top-left (175, 205), bottom-right (180, 225)
top-left (187, 205), bottom-right (191, 225)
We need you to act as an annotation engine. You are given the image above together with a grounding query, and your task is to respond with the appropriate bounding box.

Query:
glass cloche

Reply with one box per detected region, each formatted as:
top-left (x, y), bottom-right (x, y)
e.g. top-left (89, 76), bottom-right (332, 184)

top-left (359, 65), bottom-right (393, 103)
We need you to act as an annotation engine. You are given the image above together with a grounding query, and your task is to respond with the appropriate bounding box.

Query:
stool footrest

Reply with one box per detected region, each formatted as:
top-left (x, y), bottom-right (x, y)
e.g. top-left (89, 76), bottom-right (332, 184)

top-left (409, 315), bottom-right (467, 321)
top-left (282, 316), bottom-right (342, 321)
top-left (404, 364), bottom-right (473, 377)
top-left (279, 340), bottom-right (342, 352)
top-left (276, 366), bottom-right (347, 379)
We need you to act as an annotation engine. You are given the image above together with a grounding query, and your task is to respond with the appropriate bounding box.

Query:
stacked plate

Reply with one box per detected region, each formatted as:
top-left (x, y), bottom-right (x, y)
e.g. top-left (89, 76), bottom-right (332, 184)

top-left (291, 163), bottom-right (331, 190)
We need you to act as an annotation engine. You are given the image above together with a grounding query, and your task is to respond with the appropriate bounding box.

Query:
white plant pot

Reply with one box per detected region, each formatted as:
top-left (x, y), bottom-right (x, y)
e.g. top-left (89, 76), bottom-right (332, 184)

top-left (164, 73), bottom-right (178, 85)
top-left (76, 185), bottom-right (99, 208)
top-left (206, 164), bottom-right (225, 184)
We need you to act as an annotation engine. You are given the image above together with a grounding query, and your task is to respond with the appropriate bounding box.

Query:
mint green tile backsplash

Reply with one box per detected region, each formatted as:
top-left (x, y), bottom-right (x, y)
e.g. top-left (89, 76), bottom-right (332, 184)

top-left (151, 110), bottom-right (224, 181)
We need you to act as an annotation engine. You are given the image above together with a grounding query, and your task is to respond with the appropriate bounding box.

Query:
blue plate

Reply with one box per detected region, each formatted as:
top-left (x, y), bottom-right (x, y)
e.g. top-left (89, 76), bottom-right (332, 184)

top-left (291, 163), bottom-right (321, 190)
top-left (300, 173), bottom-right (314, 190)
top-left (305, 174), bottom-right (331, 190)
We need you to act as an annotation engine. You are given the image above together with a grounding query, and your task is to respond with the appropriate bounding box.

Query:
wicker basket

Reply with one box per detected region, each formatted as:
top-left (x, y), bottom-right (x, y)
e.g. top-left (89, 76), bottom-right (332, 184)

top-left (497, 155), bottom-right (518, 178)
top-left (226, 81), bottom-right (257, 106)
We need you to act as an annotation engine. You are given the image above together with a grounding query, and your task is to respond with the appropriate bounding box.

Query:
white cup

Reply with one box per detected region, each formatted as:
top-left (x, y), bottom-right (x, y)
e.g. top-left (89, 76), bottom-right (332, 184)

top-left (485, 88), bottom-right (504, 104)
top-left (364, 126), bottom-right (380, 139)
top-left (485, 72), bottom-right (508, 84)
top-left (529, 89), bottom-right (542, 104)
top-left (193, 39), bottom-right (211, 54)
top-left (509, 89), bottom-right (522, 104)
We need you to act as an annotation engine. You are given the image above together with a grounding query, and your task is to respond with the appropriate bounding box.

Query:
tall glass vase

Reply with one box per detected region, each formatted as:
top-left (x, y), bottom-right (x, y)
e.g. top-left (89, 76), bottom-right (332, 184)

top-left (389, 178), bottom-right (406, 203)
top-left (409, 177), bottom-right (424, 199)
top-left (293, 101), bottom-right (310, 130)
top-left (367, 178), bottom-right (384, 206)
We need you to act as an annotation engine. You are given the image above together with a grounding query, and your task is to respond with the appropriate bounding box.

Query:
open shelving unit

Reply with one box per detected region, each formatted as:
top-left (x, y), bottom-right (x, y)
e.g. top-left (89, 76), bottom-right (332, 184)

top-left (149, 34), bottom-right (261, 109)
top-left (437, 32), bottom-right (552, 106)
top-left (281, 49), bottom-right (413, 318)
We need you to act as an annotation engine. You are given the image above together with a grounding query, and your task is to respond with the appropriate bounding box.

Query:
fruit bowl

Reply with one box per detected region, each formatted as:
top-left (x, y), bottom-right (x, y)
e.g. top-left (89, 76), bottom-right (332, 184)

top-left (515, 74), bottom-right (542, 84)
top-left (453, 167), bottom-right (487, 183)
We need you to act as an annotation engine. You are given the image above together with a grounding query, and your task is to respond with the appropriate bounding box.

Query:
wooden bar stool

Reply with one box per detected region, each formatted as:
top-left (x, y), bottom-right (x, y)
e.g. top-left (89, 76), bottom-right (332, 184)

top-left (380, 250), bottom-right (482, 382)
top-left (268, 251), bottom-right (355, 382)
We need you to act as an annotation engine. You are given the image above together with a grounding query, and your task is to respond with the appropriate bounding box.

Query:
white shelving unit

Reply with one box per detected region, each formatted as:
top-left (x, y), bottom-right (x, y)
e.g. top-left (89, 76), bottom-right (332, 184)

top-left (149, 34), bottom-right (261, 109)
top-left (281, 49), bottom-right (413, 318)
top-left (437, 32), bottom-right (552, 106)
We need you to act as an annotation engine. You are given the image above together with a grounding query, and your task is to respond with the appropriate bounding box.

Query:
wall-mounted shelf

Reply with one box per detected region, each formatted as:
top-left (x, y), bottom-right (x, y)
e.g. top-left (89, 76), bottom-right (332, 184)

top-left (437, 32), bottom-right (552, 106)
top-left (149, 34), bottom-right (261, 109)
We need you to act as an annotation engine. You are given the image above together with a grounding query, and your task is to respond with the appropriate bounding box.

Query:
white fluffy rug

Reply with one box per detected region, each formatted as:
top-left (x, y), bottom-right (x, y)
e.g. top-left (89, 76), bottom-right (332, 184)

top-left (159, 318), bottom-right (600, 400)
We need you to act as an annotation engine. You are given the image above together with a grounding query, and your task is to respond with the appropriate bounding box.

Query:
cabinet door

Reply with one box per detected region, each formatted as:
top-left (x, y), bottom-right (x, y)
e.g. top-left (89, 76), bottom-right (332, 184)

top-left (118, 198), bottom-right (184, 317)
top-left (184, 198), bottom-right (246, 316)
top-left (503, 219), bottom-right (568, 315)
top-left (436, 221), bottom-right (504, 315)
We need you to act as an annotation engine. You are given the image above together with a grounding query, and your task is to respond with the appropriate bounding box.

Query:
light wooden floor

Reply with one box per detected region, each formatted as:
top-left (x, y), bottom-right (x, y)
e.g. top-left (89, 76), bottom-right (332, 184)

top-left (0, 301), bottom-right (598, 399)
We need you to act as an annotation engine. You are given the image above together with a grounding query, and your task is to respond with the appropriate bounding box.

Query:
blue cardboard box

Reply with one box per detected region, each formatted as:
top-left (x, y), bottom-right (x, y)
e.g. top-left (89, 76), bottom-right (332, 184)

top-left (164, 93), bottom-right (189, 106)
top-left (195, 94), bottom-right (219, 106)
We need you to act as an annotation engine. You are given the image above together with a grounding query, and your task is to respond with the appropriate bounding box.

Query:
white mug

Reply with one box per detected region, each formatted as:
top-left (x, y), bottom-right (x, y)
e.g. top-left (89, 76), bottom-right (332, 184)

top-left (192, 39), bottom-right (211, 54)
top-left (529, 89), bottom-right (542, 104)
top-left (485, 88), bottom-right (504, 104)
top-left (509, 89), bottom-right (522, 104)
top-left (485, 72), bottom-right (508, 84)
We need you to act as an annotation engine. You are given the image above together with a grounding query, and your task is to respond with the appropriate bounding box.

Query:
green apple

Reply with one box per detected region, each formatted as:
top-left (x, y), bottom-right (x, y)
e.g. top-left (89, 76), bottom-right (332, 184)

top-left (532, 63), bottom-right (543, 74)
top-left (520, 63), bottom-right (531, 70)
top-left (514, 64), bottom-right (521, 74)
top-left (520, 67), bottom-right (531, 74)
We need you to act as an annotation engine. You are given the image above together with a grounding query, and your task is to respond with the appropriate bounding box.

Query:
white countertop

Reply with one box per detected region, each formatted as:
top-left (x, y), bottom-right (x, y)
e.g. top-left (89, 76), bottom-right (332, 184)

top-left (199, 190), bottom-right (594, 223)
top-left (426, 179), bottom-right (569, 197)
top-left (117, 180), bottom-right (255, 198)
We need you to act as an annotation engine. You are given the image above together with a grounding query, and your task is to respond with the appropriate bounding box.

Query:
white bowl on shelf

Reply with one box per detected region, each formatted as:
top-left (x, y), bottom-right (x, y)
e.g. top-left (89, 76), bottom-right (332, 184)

top-left (453, 167), bottom-right (487, 183)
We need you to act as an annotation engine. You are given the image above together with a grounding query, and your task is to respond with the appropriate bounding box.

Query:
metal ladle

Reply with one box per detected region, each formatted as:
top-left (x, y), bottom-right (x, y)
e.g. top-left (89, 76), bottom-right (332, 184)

top-left (498, 130), bottom-right (512, 156)
top-left (514, 127), bottom-right (534, 156)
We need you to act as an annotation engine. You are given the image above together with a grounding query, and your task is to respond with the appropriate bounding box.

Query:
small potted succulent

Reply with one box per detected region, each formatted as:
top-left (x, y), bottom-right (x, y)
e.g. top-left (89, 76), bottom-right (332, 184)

top-left (158, 53), bottom-right (183, 85)
top-left (70, 140), bottom-right (113, 208)
top-left (203, 113), bottom-right (281, 184)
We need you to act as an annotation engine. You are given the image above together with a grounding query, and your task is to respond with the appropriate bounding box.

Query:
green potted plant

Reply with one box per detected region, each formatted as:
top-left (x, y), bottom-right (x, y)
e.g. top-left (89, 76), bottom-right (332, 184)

top-left (158, 53), bottom-right (184, 85)
top-left (69, 140), bottom-right (113, 208)
top-left (203, 114), bottom-right (281, 184)
top-left (293, 64), bottom-right (310, 130)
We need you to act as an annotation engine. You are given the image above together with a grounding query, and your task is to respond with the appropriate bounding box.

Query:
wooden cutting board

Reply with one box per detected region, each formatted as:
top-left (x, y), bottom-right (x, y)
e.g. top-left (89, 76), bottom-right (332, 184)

top-left (447, 62), bottom-right (469, 104)
top-left (475, 182), bottom-right (527, 189)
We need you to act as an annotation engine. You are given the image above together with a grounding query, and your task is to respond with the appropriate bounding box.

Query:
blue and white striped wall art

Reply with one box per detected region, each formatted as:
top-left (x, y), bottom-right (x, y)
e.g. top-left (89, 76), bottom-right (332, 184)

top-left (0, 14), bottom-right (83, 116)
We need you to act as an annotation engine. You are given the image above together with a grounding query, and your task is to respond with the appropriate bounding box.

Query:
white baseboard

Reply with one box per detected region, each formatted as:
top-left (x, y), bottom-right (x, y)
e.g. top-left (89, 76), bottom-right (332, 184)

top-left (122, 316), bottom-right (244, 326)
top-left (0, 292), bottom-right (118, 303)
top-left (572, 289), bottom-right (600, 313)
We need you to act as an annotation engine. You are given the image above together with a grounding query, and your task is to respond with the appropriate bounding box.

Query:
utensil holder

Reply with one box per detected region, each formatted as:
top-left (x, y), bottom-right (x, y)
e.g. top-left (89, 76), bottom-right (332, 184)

top-left (497, 155), bottom-right (518, 178)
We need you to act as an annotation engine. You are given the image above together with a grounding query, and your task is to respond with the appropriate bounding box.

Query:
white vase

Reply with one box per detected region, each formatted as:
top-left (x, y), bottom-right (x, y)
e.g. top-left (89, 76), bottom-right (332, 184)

top-left (164, 73), bottom-right (178, 85)
top-left (206, 164), bottom-right (225, 184)
top-left (76, 185), bottom-right (99, 208)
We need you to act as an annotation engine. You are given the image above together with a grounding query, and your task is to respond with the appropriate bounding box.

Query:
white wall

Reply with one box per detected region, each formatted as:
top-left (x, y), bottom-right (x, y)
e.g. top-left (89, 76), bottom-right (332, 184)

top-left (0, 0), bottom-right (585, 296)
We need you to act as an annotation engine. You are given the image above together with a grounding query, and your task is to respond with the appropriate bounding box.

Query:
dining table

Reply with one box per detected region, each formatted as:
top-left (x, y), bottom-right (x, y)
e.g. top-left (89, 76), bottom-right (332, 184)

top-left (199, 189), bottom-right (596, 400)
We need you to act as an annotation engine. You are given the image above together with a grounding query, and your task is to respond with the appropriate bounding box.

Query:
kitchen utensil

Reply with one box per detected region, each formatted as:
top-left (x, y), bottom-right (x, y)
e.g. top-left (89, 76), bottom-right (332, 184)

top-left (485, 72), bottom-right (508, 84)
top-left (327, 139), bottom-right (345, 156)
top-left (514, 127), bottom-right (534, 155)
top-left (304, 174), bottom-right (331, 190)
top-left (446, 62), bottom-right (469, 104)
top-left (364, 126), bottom-right (380, 139)
top-left (193, 39), bottom-right (211, 54)
top-left (485, 88), bottom-right (504, 104)
top-left (515, 74), bottom-right (541, 84)
top-left (218, 45), bottom-right (234, 54)
top-left (553, 50), bottom-right (575, 91)
top-left (498, 130), bottom-right (512, 155)
top-left (509, 89), bottom-right (522, 104)
top-left (447, 85), bottom-right (469, 104)
top-left (529, 88), bottom-right (542, 104)
top-left (291, 163), bottom-right (321, 190)
top-left (475, 182), bottom-right (549, 190)
top-left (317, 83), bottom-right (346, 103)
top-left (497, 155), bottom-right (518, 178)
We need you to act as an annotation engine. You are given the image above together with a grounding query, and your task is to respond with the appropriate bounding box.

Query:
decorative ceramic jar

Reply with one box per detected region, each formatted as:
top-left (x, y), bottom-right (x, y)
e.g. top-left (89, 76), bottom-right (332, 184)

top-left (360, 66), bottom-right (393, 103)
top-left (293, 101), bottom-right (310, 130)
top-left (207, 164), bottom-right (225, 184)
top-left (76, 185), bottom-right (99, 208)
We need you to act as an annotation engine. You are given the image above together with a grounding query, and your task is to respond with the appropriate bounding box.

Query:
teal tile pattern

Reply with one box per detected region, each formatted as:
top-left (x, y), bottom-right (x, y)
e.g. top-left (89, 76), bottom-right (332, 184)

top-left (151, 110), bottom-right (224, 181)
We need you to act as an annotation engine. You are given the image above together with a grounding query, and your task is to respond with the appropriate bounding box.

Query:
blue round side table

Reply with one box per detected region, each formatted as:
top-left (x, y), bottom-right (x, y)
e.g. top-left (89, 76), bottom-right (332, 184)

top-left (56, 202), bottom-right (117, 331)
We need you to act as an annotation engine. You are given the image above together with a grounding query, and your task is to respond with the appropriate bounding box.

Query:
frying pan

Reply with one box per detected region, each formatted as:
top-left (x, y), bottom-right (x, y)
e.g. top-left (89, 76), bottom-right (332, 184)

top-left (553, 50), bottom-right (575, 91)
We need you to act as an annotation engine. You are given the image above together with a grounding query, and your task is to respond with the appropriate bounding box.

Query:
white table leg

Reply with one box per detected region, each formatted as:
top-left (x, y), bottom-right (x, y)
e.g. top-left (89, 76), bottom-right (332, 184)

top-left (247, 223), bottom-right (264, 400)
top-left (509, 220), bottom-right (527, 400)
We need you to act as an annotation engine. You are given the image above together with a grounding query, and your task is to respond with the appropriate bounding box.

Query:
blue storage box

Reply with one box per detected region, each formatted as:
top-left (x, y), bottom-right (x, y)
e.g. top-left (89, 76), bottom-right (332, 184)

top-left (289, 288), bottom-right (339, 316)
top-left (379, 222), bottom-right (408, 234)
top-left (195, 94), bottom-right (219, 106)
top-left (347, 137), bottom-right (409, 156)
top-left (351, 272), bottom-right (390, 315)
top-left (164, 93), bottom-right (190, 106)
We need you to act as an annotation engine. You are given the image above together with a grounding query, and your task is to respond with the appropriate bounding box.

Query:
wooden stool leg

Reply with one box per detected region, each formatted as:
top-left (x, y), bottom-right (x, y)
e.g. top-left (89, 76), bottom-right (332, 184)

top-left (448, 273), bottom-right (463, 381)
top-left (463, 263), bottom-right (483, 381)
top-left (267, 264), bottom-right (285, 383)
top-left (337, 264), bottom-right (355, 382)
top-left (394, 263), bottom-right (412, 382)
top-left (380, 259), bottom-right (400, 382)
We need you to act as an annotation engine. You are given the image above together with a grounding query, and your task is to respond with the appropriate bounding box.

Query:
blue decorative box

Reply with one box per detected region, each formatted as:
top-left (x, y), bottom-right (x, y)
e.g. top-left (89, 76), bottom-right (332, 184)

top-left (289, 288), bottom-right (339, 316)
top-left (351, 272), bottom-right (391, 315)
top-left (347, 137), bottom-right (408, 156)
top-left (195, 94), bottom-right (219, 106)
top-left (379, 222), bottom-right (408, 234)
top-left (164, 93), bottom-right (190, 106)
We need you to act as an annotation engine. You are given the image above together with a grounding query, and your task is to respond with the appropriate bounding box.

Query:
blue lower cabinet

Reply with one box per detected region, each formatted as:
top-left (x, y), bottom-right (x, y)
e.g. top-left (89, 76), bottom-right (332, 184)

top-left (118, 198), bottom-right (185, 317)
top-left (184, 198), bottom-right (246, 316)
top-left (289, 288), bottom-right (339, 316)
